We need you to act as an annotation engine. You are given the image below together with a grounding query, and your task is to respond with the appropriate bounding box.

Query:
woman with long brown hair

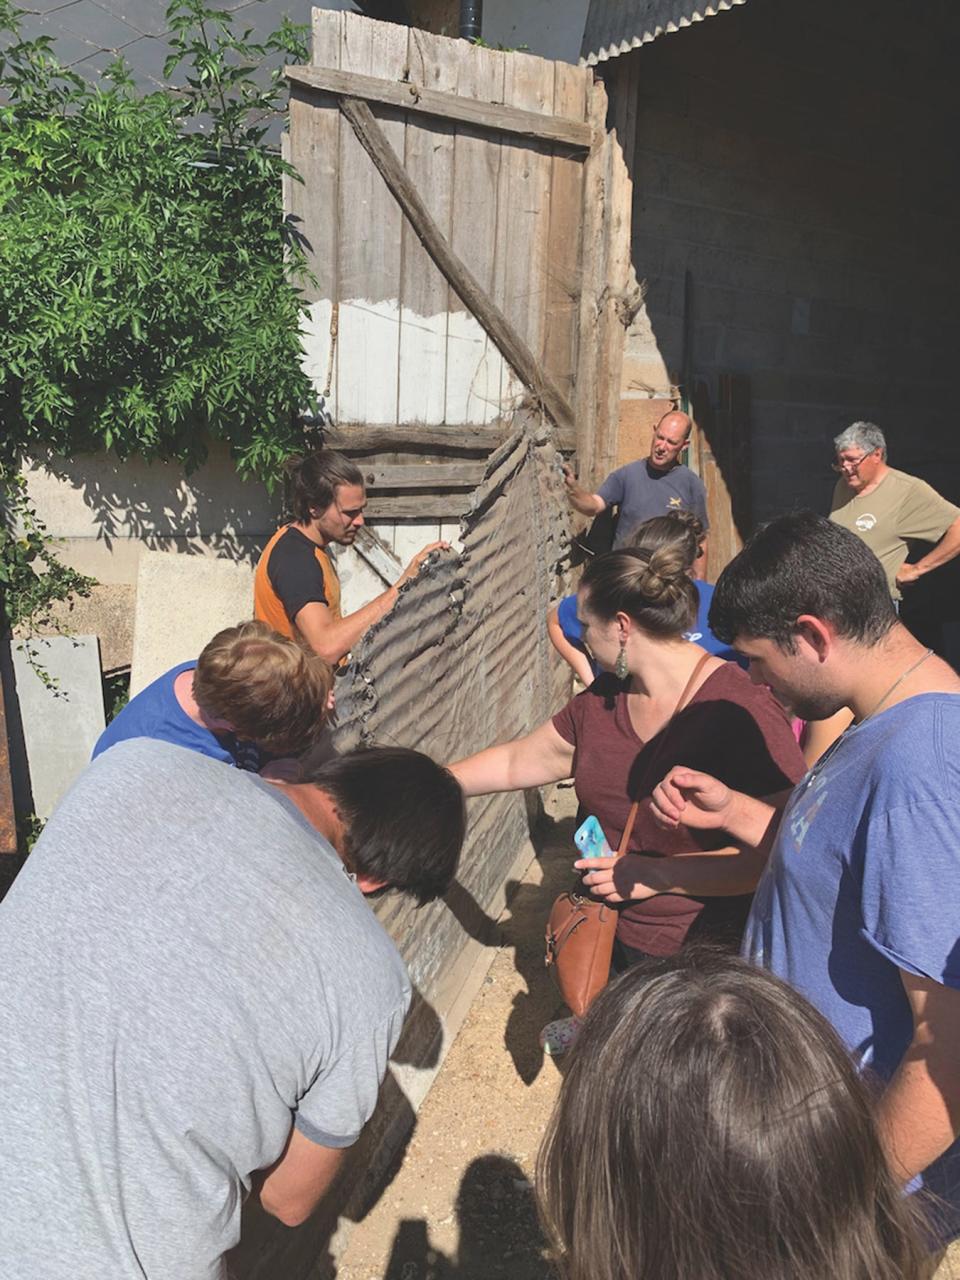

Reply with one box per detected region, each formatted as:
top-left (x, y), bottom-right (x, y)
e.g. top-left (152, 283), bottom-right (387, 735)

top-left (537, 950), bottom-right (929, 1280)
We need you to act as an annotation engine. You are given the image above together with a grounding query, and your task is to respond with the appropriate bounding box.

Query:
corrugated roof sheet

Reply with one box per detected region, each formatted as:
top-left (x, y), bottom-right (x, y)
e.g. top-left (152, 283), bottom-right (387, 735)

top-left (330, 411), bottom-right (573, 997)
top-left (580, 0), bottom-right (748, 66)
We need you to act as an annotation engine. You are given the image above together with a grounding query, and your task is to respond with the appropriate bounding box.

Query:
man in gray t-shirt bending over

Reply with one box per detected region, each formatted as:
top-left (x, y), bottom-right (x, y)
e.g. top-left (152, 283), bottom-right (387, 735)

top-left (0, 738), bottom-right (464, 1280)
top-left (563, 409), bottom-right (709, 572)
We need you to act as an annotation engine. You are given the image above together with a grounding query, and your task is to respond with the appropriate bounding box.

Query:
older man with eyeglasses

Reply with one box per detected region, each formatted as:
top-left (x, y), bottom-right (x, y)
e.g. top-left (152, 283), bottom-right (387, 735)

top-left (829, 421), bottom-right (960, 601)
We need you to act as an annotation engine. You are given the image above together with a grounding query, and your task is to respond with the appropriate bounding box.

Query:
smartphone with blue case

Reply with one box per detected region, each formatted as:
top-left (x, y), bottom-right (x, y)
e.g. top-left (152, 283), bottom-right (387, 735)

top-left (574, 815), bottom-right (612, 861)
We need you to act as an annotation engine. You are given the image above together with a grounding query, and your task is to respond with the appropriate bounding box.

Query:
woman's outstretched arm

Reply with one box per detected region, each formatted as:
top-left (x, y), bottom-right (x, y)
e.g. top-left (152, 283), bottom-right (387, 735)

top-left (449, 721), bottom-right (575, 797)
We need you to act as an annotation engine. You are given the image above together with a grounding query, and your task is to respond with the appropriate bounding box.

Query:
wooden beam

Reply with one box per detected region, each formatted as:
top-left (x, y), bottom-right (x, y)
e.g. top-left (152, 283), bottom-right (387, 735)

top-left (360, 462), bottom-right (487, 490)
top-left (286, 64), bottom-right (594, 152)
top-left (352, 526), bottom-right (401, 584)
top-left (363, 494), bottom-right (470, 519)
top-left (322, 422), bottom-right (505, 452)
top-left (337, 98), bottom-right (577, 438)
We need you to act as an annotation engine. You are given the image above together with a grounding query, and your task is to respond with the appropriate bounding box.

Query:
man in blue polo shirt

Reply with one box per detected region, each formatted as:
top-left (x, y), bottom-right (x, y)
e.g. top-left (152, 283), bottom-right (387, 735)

top-left (562, 409), bottom-right (709, 571)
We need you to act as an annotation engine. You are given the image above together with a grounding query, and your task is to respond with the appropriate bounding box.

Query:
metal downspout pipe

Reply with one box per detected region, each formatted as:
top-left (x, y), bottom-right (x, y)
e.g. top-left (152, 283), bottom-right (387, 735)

top-left (459, 0), bottom-right (482, 41)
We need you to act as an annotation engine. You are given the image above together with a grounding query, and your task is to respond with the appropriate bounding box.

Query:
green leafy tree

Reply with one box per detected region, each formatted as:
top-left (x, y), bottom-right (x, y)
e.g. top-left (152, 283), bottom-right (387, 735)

top-left (0, 0), bottom-right (316, 475)
top-left (0, 0), bottom-right (317, 633)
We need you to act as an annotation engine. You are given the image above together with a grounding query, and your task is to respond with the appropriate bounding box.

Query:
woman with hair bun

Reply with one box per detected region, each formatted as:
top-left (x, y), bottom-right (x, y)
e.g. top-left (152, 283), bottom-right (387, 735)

top-left (537, 949), bottom-right (928, 1280)
top-left (547, 510), bottom-right (740, 688)
top-left (451, 541), bottom-right (805, 1052)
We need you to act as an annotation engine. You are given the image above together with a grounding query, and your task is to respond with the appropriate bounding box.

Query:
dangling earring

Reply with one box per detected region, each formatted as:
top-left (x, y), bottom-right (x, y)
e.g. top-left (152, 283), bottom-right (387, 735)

top-left (615, 639), bottom-right (629, 681)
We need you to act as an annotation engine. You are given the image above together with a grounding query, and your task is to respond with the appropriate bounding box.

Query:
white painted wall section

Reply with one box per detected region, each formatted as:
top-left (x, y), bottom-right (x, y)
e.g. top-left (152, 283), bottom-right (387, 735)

top-left (301, 299), bottom-right (517, 426)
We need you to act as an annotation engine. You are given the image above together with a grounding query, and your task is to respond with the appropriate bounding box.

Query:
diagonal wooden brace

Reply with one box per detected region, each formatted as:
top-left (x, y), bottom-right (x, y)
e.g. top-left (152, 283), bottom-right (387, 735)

top-left (337, 96), bottom-right (576, 437)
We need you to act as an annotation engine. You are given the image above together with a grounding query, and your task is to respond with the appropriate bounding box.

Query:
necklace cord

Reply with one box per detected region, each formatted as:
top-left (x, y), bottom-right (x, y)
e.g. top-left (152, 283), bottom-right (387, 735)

top-left (861, 648), bottom-right (934, 722)
top-left (804, 648), bottom-right (934, 790)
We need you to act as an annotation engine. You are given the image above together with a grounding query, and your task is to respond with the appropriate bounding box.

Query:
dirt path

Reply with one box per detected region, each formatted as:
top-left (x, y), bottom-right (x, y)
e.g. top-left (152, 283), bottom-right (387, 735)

top-left (336, 788), bottom-right (579, 1280)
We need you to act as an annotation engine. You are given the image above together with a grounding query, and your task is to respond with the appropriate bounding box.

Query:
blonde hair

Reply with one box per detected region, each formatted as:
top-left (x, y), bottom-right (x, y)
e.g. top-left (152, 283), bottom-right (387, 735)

top-left (192, 621), bottom-right (332, 756)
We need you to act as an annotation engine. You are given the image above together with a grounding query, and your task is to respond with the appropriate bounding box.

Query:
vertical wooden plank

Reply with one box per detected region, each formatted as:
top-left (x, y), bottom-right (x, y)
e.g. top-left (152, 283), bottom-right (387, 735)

top-left (286, 9), bottom-right (343, 415)
top-left (594, 114), bottom-right (634, 481)
top-left (445, 43), bottom-right (507, 426)
top-left (335, 13), bottom-right (408, 426)
top-left (541, 62), bottom-right (589, 415)
top-left (494, 51), bottom-right (557, 409)
top-left (0, 675), bottom-right (16, 859)
top-left (573, 78), bottom-right (609, 487)
top-left (397, 29), bottom-right (460, 425)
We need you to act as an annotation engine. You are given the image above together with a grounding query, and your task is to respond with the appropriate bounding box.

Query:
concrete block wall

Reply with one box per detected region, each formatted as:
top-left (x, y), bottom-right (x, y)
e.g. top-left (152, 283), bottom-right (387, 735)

top-left (610, 0), bottom-right (960, 520)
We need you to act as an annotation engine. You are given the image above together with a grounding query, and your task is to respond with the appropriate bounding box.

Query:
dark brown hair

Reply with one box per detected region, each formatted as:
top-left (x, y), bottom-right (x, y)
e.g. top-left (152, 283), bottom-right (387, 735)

top-left (285, 450), bottom-right (364, 523)
top-left (710, 511), bottom-right (896, 651)
top-left (302, 746), bottom-right (466, 905)
top-left (537, 950), bottom-right (927, 1280)
top-left (580, 540), bottom-right (697, 638)
top-left (193, 621), bottom-right (332, 756)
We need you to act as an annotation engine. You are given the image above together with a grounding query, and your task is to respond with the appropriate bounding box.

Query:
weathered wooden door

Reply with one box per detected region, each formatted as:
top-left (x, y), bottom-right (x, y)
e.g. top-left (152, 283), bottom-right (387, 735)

top-left (284, 11), bottom-right (636, 502)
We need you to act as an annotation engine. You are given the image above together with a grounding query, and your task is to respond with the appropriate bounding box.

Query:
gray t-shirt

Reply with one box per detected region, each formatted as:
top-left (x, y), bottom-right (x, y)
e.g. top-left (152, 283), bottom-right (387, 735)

top-left (598, 459), bottom-right (709, 549)
top-left (0, 739), bottom-right (410, 1280)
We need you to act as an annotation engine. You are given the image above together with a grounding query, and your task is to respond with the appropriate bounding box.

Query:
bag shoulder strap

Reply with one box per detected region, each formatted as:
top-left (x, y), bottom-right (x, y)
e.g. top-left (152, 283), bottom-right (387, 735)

top-left (617, 800), bottom-right (641, 856)
top-left (615, 651), bottom-right (714, 859)
top-left (674, 650), bottom-right (714, 716)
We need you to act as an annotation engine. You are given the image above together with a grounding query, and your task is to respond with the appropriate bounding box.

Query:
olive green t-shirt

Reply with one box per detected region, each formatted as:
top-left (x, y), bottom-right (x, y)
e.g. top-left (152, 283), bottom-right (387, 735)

top-left (830, 467), bottom-right (960, 599)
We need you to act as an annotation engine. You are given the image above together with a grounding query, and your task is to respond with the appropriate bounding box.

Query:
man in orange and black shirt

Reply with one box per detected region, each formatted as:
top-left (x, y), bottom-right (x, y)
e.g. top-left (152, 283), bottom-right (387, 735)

top-left (255, 450), bottom-right (446, 667)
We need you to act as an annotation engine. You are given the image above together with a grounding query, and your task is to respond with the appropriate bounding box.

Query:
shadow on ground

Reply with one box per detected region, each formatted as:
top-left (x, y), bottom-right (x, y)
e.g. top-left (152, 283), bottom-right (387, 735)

top-left (499, 794), bottom-right (579, 1085)
top-left (383, 1155), bottom-right (554, 1280)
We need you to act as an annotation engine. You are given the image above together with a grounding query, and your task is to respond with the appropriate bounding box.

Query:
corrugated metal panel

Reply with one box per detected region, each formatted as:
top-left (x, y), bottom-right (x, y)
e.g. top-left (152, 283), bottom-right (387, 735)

top-left (331, 411), bottom-right (572, 995)
top-left (580, 0), bottom-right (748, 66)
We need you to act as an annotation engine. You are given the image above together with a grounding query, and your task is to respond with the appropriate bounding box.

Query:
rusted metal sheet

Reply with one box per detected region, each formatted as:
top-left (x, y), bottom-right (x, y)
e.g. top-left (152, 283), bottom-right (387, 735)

top-left (333, 412), bottom-right (572, 992)
top-left (581, 0), bottom-right (748, 65)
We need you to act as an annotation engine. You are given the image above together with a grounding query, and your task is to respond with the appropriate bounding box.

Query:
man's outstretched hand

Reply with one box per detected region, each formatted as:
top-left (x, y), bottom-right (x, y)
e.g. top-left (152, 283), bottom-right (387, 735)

top-left (395, 541), bottom-right (451, 589)
top-left (651, 767), bottom-right (733, 830)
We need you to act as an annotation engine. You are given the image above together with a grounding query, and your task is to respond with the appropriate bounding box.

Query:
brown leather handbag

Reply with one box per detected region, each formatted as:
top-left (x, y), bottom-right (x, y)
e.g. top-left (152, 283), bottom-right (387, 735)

top-left (544, 801), bottom-right (639, 1018)
top-left (544, 652), bottom-right (713, 1019)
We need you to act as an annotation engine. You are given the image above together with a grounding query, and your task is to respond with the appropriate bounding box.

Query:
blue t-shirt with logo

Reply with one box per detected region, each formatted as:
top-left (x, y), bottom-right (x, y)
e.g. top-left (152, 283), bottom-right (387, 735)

top-left (597, 460), bottom-right (709, 550)
top-left (743, 693), bottom-right (960, 1235)
top-left (93, 662), bottom-right (262, 771)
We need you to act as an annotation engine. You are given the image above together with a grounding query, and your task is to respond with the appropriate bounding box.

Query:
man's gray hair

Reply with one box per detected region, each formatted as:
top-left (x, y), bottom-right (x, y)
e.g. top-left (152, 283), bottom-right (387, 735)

top-left (833, 421), bottom-right (887, 460)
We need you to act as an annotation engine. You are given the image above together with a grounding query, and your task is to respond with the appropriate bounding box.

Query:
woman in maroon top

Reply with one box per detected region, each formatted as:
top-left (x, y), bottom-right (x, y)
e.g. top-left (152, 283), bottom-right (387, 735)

top-left (451, 540), bottom-right (805, 976)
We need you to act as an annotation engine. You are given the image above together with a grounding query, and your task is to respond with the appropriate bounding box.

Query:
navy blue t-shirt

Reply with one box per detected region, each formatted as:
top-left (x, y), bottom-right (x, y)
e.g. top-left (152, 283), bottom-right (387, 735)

top-left (93, 662), bottom-right (262, 771)
top-left (598, 460), bottom-right (708, 549)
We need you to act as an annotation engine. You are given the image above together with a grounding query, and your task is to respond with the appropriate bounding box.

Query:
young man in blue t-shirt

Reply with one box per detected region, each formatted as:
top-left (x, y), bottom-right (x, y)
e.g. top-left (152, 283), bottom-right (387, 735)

top-left (94, 621), bottom-right (333, 771)
top-left (638, 513), bottom-right (960, 1239)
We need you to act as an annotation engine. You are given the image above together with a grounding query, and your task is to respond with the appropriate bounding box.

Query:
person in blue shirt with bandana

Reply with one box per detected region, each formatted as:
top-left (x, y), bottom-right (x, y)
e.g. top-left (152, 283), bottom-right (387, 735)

top-left (548, 511), bottom-right (738, 687)
top-left (94, 620), bottom-right (332, 772)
